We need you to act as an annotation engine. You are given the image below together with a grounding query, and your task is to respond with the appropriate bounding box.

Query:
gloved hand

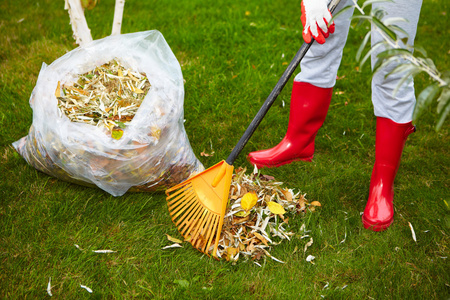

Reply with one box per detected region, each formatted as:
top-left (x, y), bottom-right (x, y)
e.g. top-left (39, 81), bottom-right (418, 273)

top-left (301, 0), bottom-right (335, 44)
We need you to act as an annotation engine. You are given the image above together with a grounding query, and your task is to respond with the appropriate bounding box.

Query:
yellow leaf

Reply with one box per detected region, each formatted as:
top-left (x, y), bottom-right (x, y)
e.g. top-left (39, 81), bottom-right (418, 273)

top-left (132, 86), bottom-right (144, 94)
top-left (239, 243), bottom-right (246, 251)
top-left (310, 201), bottom-right (322, 207)
top-left (55, 81), bottom-right (61, 97)
top-left (267, 201), bottom-right (286, 215)
top-left (151, 126), bottom-right (161, 139)
top-left (226, 247), bottom-right (239, 261)
top-left (118, 69), bottom-right (123, 77)
top-left (241, 192), bottom-right (258, 211)
top-left (234, 210), bottom-right (251, 218)
top-left (166, 234), bottom-right (183, 244)
top-left (111, 128), bottom-right (124, 140)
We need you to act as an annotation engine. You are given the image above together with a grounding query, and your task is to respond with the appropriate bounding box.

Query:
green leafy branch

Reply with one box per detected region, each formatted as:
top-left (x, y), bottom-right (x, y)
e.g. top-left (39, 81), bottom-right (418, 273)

top-left (336, 0), bottom-right (449, 130)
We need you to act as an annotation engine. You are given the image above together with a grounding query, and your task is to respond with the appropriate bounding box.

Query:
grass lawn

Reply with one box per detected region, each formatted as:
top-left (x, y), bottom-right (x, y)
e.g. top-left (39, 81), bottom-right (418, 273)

top-left (1, 0), bottom-right (449, 298)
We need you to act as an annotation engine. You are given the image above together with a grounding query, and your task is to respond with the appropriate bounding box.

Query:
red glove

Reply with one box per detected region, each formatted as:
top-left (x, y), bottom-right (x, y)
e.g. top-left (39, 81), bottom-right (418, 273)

top-left (301, 0), bottom-right (335, 44)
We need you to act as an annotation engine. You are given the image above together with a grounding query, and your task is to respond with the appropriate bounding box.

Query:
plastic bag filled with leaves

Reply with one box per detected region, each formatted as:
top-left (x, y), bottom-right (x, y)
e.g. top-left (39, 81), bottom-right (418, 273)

top-left (13, 30), bottom-right (204, 196)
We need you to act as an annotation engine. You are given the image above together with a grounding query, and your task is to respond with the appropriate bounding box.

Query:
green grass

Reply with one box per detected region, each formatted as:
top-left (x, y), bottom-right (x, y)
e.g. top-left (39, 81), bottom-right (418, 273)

top-left (1, 0), bottom-right (449, 298)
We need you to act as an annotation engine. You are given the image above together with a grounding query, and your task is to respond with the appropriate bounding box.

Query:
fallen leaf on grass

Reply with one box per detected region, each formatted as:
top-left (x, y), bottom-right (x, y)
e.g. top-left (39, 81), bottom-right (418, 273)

top-left (92, 249), bottom-right (116, 253)
top-left (166, 234), bottom-right (183, 244)
top-left (304, 237), bottom-right (313, 253)
top-left (200, 151), bottom-right (215, 157)
top-left (306, 255), bottom-right (315, 264)
top-left (408, 222), bottom-right (417, 242)
top-left (162, 243), bottom-right (183, 249)
top-left (47, 277), bottom-right (52, 297)
top-left (80, 285), bottom-right (93, 293)
top-left (262, 249), bottom-right (285, 263)
top-left (310, 201), bottom-right (321, 207)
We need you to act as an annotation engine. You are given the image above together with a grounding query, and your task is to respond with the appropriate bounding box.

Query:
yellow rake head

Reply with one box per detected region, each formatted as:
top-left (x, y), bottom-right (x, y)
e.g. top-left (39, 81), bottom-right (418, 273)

top-left (165, 160), bottom-right (234, 257)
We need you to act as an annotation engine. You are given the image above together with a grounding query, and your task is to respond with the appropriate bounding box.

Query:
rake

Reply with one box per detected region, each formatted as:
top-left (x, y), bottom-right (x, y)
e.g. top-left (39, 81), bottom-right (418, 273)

top-left (166, 0), bottom-right (343, 258)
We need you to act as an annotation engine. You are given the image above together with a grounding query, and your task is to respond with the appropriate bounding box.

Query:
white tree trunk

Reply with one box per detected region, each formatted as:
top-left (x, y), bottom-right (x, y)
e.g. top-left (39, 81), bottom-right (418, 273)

top-left (64, 0), bottom-right (93, 46)
top-left (111, 0), bottom-right (125, 35)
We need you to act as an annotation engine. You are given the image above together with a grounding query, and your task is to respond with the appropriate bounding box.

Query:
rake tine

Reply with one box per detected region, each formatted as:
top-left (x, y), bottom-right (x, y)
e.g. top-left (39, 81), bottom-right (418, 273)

top-left (204, 215), bottom-right (220, 255)
top-left (169, 192), bottom-right (197, 218)
top-left (180, 205), bottom-right (205, 236)
top-left (166, 182), bottom-right (191, 200)
top-left (167, 186), bottom-right (195, 207)
top-left (176, 201), bottom-right (203, 232)
top-left (196, 213), bottom-right (214, 251)
top-left (175, 201), bottom-right (202, 229)
top-left (190, 210), bottom-right (210, 246)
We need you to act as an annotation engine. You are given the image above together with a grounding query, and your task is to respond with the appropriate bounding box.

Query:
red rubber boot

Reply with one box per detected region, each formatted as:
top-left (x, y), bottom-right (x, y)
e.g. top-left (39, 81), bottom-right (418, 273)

top-left (247, 81), bottom-right (333, 168)
top-left (362, 117), bottom-right (416, 231)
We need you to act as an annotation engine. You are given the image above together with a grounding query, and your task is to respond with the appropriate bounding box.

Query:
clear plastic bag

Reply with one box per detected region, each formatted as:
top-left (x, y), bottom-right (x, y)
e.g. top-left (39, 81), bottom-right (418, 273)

top-left (13, 30), bottom-right (204, 196)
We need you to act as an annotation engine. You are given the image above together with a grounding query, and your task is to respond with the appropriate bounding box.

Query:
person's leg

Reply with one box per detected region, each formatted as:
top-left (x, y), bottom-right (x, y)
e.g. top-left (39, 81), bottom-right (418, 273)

top-left (363, 0), bottom-right (423, 231)
top-left (248, 0), bottom-right (355, 168)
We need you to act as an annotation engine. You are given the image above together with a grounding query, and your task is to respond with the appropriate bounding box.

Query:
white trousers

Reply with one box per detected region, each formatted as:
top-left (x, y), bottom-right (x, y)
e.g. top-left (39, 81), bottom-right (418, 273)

top-left (294, 0), bottom-right (423, 123)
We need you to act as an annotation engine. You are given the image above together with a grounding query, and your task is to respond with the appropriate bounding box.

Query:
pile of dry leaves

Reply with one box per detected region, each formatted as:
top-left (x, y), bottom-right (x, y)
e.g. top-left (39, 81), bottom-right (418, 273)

top-left (56, 58), bottom-right (151, 140)
top-left (165, 166), bottom-right (321, 264)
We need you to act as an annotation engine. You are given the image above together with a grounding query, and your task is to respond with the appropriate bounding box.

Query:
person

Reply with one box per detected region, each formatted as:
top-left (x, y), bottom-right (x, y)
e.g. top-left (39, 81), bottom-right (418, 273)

top-left (247, 0), bottom-right (423, 231)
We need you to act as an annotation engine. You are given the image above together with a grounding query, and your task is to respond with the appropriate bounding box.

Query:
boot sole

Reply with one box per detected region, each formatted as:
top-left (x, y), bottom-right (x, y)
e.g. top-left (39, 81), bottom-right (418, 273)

top-left (248, 155), bottom-right (313, 169)
top-left (361, 215), bottom-right (393, 232)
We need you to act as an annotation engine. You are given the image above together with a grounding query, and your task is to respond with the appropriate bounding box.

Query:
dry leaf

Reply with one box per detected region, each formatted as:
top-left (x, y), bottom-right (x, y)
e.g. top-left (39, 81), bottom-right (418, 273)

top-left (304, 237), bottom-right (313, 253)
top-left (111, 128), bottom-right (124, 140)
top-left (200, 151), bottom-right (215, 157)
top-left (55, 81), bottom-right (61, 98)
top-left (306, 255), bottom-right (315, 264)
top-left (226, 247), bottom-right (239, 261)
top-left (92, 249), bottom-right (116, 253)
top-left (310, 201), bottom-right (321, 207)
top-left (408, 222), bottom-right (417, 242)
top-left (241, 192), bottom-right (258, 211)
top-left (234, 210), bottom-right (251, 217)
top-left (166, 234), bottom-right (183, 244)
top-left (261, 174), bottom-right (275, 181)
top-left (47, 277), bottom-right (52, 297)
top-left (281, 188), bottom-right (293, 201)
top-left (267, 201), bottom-right (286, 215)
top-left (253, 232), bottom-right (269, 247)
top-left (162, 243), bottom-right (182, 249)
top-left (80, 285), bottom-right (93, 293)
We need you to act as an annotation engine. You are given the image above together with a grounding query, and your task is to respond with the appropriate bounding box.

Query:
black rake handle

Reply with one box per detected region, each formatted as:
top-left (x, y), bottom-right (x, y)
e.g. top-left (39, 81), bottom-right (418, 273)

top-left (226, 0), bottom-right (342, 166)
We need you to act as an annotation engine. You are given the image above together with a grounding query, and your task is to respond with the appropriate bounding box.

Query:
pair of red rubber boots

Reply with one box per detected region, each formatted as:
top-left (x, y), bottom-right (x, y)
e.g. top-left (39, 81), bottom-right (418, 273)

top-left (248, 81), bottom-right (415, 231)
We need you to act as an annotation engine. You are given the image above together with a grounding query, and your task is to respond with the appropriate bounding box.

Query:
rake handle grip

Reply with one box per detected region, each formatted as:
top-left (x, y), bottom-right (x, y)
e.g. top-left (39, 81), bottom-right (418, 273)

top-left (226, 0), bottom-right (342, 165)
